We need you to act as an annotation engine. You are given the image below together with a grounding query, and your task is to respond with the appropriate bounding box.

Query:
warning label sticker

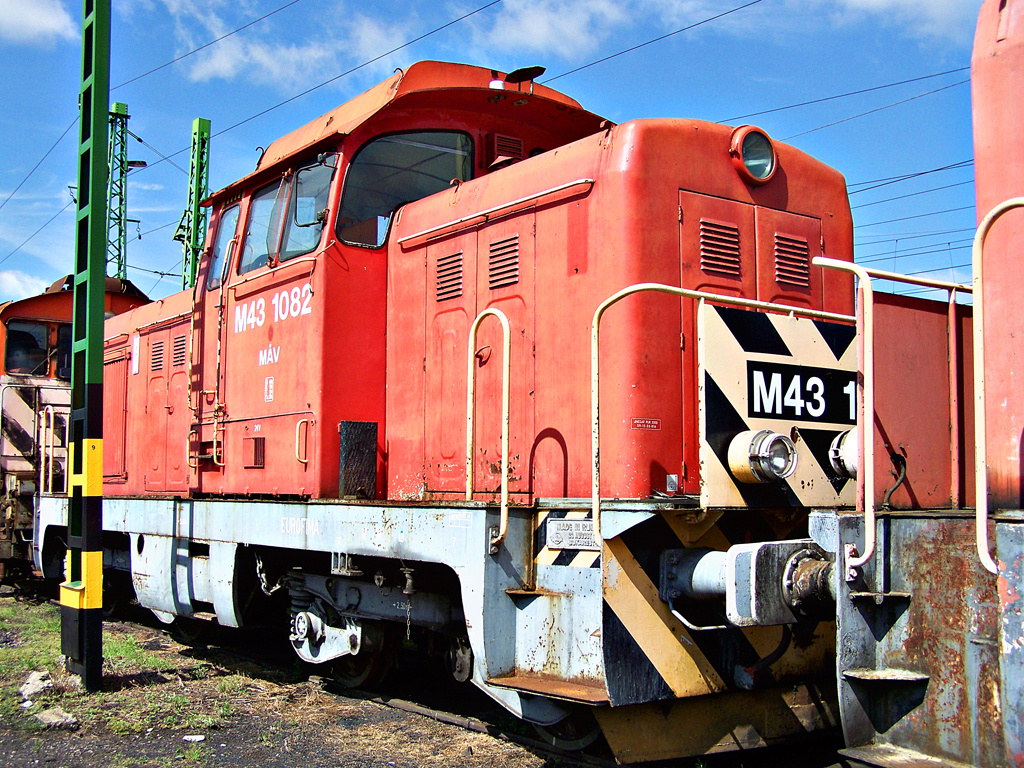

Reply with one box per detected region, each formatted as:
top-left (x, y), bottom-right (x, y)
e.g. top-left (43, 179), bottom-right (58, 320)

top-left (630, 418), bottom-right (662, 431)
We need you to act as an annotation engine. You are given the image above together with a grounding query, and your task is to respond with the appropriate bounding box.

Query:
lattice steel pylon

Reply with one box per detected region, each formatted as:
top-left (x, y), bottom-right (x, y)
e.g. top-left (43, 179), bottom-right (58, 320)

top-left (106, 101), bottom-right (129, 279)
top-left (174, 117), bottom-right (211, 289)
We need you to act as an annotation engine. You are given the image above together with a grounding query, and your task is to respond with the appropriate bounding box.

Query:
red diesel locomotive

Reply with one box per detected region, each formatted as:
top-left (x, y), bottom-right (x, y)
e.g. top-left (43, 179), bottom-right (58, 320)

top-left (34, 62), bottom-right (865, 761)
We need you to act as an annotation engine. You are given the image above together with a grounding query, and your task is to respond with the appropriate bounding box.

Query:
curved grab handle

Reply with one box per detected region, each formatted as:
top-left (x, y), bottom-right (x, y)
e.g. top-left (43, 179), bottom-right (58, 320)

top-left (295, 418), bottom-right (309, 465)
top-left (972, 197), bottom-right (1024, 574)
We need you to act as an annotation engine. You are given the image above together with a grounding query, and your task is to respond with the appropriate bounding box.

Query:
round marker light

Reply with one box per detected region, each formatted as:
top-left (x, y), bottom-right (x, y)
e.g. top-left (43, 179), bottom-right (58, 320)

top-left (730, 126), bottom-right (777, 185)
top-left (727, 429), bottom-right (798, 484)
top-left (829, 428), bottom-right (858, 479)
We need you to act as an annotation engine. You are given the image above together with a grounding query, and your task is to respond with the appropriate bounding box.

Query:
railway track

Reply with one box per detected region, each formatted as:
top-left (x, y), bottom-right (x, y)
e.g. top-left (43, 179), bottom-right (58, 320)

top-left (11, 577), bottom-right (846, 767)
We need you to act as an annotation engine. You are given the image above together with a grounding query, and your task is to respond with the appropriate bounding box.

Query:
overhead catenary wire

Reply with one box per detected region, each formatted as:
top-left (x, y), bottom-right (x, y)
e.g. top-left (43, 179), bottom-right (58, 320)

top-left (0, 0), bottom-right (307, 218)
top-left (720, 66), bottom-right (970, 123)
top-left (855, 205), bottom-right (975, 229)
top-left (851, 179), bottom-right (975, 209)
top-left (543, 0), bottom-right (764, 83)
top-left (138, 0), bottom-right (505, 174)
top-left (127, 130), bottom-right (188, 175)
top-left (0, 0), bottom-right (506, 275)
top-left (855, 226), bottom-right (977, 245)
top-left (848, 159), bottom-right (974, 195)
top-left (0, 200), bottom-right (75, 268)
top-left (113, 0), bottom-right (306, 90)
top-left (782, 79), bottom-right (969, 141)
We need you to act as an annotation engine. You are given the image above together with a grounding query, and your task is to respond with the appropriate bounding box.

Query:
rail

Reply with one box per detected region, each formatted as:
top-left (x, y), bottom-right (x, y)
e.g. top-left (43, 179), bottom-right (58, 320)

top-left (465, 308), bottom-right (511, 553)
top-left (972, 197), bottom-right (1024, 574)
top-left (591, 283), bottom-right (853, 548)
top-left (814, 258), bottom-right (971, 571)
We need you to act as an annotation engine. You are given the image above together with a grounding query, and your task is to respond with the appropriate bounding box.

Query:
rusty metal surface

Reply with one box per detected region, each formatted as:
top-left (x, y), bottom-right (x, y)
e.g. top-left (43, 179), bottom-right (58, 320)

top-left (594, 681), bottom-right (838, 763)
top-left (996, 520), bottom-right (1024, 768)
top-left (838, 512), bottom-right (1006, 767)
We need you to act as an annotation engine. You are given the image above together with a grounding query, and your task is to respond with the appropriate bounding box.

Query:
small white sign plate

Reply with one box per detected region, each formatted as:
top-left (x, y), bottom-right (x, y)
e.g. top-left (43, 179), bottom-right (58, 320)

top-left (546, 519), bottom-right (599, 551)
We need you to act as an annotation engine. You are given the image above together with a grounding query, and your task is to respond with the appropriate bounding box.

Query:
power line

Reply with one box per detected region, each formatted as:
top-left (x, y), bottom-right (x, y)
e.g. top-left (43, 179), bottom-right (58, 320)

top-left (128, 263), bottom-right (182, 278)
top-left (0, 200), bottom-right (74, 267)
top-left (544, 0), bottom-right (764, 83)
top-left (112, 0), bottom-right (305, 90)
top-left (851, 179), bottom-right (975, 209)
top-left (855, 226), bottom-right (977, 245)
top-left (127, 130), bottom-right (188, 175)
top-left (0, 1), bottom-right (305, 218)
top-left (857, 242), bottom-right (970, 265)
top-left (855, 205), bottom-right (975, 229)
top-left (782, 79), bottom-right (969, 141)
top-left (0, 121), bottom-right (76, 214)
top-left (848, 160), bottom-right (973, 195)
top-left (139, 221), bottom-right (179, 238)
top-left (720, 66), bottom-right (969, 123)
top-left (143, 0), bottom-right (506, 173)
top-left (3, 0), bottom-right (503, 262)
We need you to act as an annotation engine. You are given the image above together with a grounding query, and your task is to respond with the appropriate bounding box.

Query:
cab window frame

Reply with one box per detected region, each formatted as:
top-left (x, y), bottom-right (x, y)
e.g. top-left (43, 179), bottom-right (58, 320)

top-left (205, 202), bottom-right (241, 291)
top-left (5, 320), bottom-right (53, 377)
top-left (336, 130), bottom-right (474, 250)
top-left (237, 153), bottom-right (337, 277)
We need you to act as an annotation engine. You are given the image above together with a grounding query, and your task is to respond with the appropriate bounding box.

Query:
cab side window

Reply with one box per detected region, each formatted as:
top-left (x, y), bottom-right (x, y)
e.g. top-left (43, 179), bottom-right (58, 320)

top-left (56, 324), bottom-right (72, 379)
top-left (5, 321), bottom-right (49, 376)
top-left (206, 204), bottom-right (240, 290)
top-left (238, 155), bottom-right (337, 276)
top-left (337, 132), bottom-right (472, 248)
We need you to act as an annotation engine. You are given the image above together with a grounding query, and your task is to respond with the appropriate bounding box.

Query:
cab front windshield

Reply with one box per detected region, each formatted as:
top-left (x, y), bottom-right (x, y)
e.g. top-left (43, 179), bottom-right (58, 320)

top-left (5, 320), bottom-right (70, 378)
top-left (337, 132), bottom-right (472, 248)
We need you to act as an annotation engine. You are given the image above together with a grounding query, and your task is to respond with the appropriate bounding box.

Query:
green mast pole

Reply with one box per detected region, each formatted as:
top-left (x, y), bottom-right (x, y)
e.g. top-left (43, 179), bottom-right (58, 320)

top-left (175, 117), bottom-right (211, 289)
top-left (106, 101), bottom-right (129, 280)
top-left (62, 0), bottom-right (110, 692)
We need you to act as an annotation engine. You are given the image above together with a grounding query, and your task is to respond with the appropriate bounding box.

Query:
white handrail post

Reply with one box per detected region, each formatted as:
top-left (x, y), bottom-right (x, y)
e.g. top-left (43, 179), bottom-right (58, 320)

top-left (466, 308), bottom-right (512, 552)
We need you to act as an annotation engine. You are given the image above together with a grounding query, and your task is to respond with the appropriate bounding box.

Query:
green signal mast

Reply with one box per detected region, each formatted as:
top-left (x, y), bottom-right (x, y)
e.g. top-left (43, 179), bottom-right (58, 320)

top-left (106, 102), bottom-right (129, 280)
top-left (174, 117), bottom-right (211, 289)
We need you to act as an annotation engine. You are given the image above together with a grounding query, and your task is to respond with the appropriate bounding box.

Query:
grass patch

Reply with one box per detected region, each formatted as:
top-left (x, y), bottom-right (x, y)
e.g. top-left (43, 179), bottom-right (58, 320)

top-left (0, 595), bottom-right (250, 739)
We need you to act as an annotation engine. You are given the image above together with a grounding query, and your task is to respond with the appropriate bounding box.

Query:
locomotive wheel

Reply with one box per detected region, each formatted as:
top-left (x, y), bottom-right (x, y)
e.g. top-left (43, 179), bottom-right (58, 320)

top-left (331, 622), bottom-right (395, 689)
top-left (532, 707), bottom-right (602, 752)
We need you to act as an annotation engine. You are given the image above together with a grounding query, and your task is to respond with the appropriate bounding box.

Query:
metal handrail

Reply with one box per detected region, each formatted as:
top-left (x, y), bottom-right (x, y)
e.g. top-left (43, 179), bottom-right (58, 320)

top-left (465, 308), bottom-right (511, 552)
top-left (814, 257), bottom-right (971, 571)
top-left (592, 282), bottom-right (853, 548)
top-left (972, 197), bottom-right (1024, 574)
top-left (40, 406), bottom-right (56, 494)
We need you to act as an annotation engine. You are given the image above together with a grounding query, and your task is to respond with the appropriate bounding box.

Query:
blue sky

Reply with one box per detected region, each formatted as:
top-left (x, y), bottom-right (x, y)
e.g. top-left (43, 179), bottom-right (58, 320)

top-left (0, 0), bottom-right (982, 302)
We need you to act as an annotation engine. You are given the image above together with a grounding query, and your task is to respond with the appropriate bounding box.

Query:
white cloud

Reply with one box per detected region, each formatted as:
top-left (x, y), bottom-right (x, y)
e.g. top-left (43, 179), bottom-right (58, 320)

top-left (462, 0), bottom-right (978, 63)
top-left (468, 0), bottom-right (630, 60)
top-left (0, 0), bottom-right (77, 45)
top-left (0, 270), bottom-right (51, 303)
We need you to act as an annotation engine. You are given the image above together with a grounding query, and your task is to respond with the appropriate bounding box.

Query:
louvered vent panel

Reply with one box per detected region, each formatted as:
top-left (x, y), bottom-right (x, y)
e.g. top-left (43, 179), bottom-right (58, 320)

top-left (699, 219), bottom-right (742, 277)
top-left (172, 335), bottom-right (188, 367)
top-left (243, 436), bottom-right (266, 469)
top-left (436, 252), bottom-right (463, 301)
top-left (774, 234), bottom-right (811, 287)
top-left (493, 134), bottom-right (524, 161)
top-left (489, 235), bottom-right (520, 289)
top-left (150, 340), bottom-right (165, 372)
